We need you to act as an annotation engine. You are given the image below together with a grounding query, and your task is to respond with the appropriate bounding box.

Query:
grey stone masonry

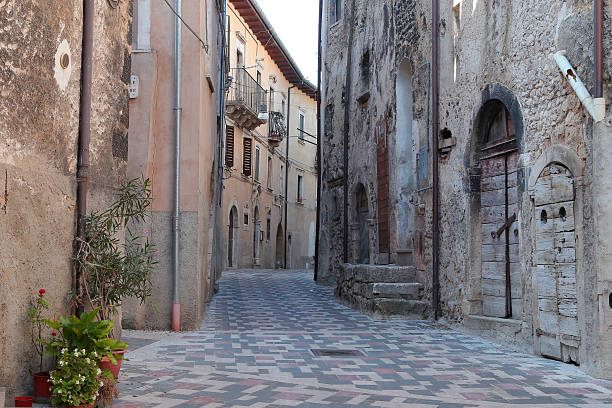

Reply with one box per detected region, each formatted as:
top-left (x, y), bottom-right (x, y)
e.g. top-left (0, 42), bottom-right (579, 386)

top-left (336, 264), bottom-right (429, 319)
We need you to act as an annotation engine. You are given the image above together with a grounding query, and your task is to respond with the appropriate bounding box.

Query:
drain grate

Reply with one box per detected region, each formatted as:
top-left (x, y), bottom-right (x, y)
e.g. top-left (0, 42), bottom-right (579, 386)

top-left (310, 349), bottom-right (364, 357)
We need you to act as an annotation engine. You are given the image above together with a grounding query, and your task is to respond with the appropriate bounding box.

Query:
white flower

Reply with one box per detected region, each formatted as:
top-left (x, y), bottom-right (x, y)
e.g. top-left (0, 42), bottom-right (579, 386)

top-left (61, 348), bottom-right (67, 354)
top-left (75, 380), bottom-right (80, 385)
top-left (81, 348), bottom-right (86, 354)
top-left (57, 390), bottom-right (62, 394)
top-left (96, 368), bottom-right (102, 375)
top-left (59, 360), bottom-right (65, 366)
top-left (86, 358), bottom-right (91, 364)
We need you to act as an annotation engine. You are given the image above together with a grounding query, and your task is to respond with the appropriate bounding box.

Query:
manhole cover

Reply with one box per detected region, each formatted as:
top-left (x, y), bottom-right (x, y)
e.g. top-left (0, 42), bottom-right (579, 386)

top-left (310, 349), bottom-right (364, 357)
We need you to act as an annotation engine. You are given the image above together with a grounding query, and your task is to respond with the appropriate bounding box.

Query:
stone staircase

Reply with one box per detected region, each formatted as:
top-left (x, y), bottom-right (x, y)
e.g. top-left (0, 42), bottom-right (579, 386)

top-left (335, 264), bottom-right (429, 319)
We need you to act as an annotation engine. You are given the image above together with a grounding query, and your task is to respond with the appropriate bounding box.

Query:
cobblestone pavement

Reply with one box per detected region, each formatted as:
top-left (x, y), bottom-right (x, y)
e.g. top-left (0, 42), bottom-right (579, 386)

top-left (116, 269), bottom-right (612, 407)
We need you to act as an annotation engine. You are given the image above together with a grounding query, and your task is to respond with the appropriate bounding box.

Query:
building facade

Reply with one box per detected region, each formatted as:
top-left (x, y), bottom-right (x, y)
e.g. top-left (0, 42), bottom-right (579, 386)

top-left (124, 0), bottom-right (224, 331)
top-left (222, 0), bottom-right (318, 271)
top-left (319, 0), bottom-right (612, 379)
top-left (0, 0), bottom-right (131, 398)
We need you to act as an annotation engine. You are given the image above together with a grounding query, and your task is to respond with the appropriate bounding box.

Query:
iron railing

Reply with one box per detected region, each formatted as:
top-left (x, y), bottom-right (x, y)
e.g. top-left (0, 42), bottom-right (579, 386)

top-left (227, 68), bottom-right (267, 115)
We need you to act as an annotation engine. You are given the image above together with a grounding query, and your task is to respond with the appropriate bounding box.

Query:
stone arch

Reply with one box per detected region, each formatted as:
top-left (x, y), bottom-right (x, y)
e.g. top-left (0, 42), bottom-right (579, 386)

top-left (467, 84), bottom-right (524, 319)
top-left (528, 145), bottom-right (584, 190)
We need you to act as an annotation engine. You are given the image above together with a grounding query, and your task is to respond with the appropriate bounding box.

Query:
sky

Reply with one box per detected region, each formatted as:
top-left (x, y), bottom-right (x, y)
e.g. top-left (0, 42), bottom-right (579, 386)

top-left (254, 0), bottom-right (319, 84)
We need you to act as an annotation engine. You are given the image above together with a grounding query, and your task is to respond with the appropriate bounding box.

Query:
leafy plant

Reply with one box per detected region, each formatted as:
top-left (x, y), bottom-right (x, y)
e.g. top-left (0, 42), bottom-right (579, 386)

top-left (96, 376), bottom-right (119, 408)
top-left (49, 348), bottom-right (106, 407)
top-left (44, 308), bottom-right (127, 364)
top-left (26, 289), bottom-right (53, 373)
top-left (74, 177), bottom-right (157, 322)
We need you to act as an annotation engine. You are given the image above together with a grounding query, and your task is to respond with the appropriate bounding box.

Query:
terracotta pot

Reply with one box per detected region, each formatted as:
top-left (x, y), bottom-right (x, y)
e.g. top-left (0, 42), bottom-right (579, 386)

top-left (14, 396), bottom-right (33, 407)
top-left (33, 371), bottom-right (52, 401)
top-left (98, 349), bottom-right (126, 379)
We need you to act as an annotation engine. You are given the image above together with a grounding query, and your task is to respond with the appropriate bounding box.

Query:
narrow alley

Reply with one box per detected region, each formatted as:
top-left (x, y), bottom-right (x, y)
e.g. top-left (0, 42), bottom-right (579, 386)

top-left (117, 270), bottom-right (612, 408)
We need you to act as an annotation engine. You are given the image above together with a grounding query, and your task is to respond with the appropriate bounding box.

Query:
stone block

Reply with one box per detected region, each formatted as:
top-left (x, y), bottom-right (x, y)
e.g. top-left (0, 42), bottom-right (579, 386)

top-left (372, 282), bottom-right (421, 299)
top-left (372, 298), bottom-right (428, 317)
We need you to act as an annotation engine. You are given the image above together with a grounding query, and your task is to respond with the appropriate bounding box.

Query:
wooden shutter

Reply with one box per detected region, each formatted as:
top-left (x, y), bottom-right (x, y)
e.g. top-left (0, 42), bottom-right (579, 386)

top-left (243, 137), bottom-right (252, 176)
top-left (225, 126), bottom-right (234, 167)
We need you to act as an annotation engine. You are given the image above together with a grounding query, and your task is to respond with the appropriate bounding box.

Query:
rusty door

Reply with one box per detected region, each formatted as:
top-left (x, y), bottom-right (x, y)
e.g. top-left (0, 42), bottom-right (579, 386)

top-left (480, 106), bottom-right (520, 318)
top-left (356, 184), bottom-right (369, 264)
top-left (534, 164), bottom-right (579, 363)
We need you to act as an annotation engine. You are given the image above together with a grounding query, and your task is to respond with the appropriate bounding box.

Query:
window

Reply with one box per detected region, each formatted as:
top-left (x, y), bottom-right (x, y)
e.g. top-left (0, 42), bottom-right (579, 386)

top-left (297, 175), bottom-right (304, 203)
top-left (243, 137), bottom-right (252, 176)
top-left (244, 212), bottom-right (249, 226)
top-left (267, 156), bottom-right (273, 188)
top-left (298, 113), bottom-right (305, 140)
top-left (280, 165), bottom-right (284, 196)
top-left (133, 0), bottom-right (151, 51)
top-left (282, 99), bottom-right (286, 117)
top-left (225, 126), bottom-right (235, 167)
top-left (331, 0), bottom-right (342, 24)
top-left (254, 146), bottom-right (260, 181)
top-left (266, 217), bottom-right (271, 241)
top-left (269, 87), bottom-right (275, 111)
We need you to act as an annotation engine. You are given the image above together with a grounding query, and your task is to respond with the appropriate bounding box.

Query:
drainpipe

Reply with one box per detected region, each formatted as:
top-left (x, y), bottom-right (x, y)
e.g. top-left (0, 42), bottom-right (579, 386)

top-left (314, 0), bottom-right (323, 281)
top-left (172, 0), bottom-right (182, 332)
top-left (431, 0), bottom-right (440, 319)
top-left (553, 51), bottom-right (605, 122)
top-left (343, 0), bottom-right (356, 264)
top-left (74, 0), bottom-right (94, 317)
top-left (284, 85), bottom-right (297, 269)
top-left (594, 0), bottom-right (603, 100)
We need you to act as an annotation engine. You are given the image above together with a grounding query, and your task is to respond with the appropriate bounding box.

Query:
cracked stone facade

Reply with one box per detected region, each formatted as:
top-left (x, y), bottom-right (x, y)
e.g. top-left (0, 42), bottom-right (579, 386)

top-left (318, 0), bottom-right (612, 380)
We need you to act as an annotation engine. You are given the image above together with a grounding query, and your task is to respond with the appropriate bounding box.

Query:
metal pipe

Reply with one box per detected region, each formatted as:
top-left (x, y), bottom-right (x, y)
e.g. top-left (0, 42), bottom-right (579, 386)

top-left (594, 0), bottom-right (603, 99)
top-left (343, 0), bottom-right (357, 264)
top-left (431, 0), bottom-right (440, 320)
top-left (314, 0), bottom-right (323, 281)
top-left (172, 0), bottom-right (182, 332)
top-left (74, 0), bottom-right (94, 317)
top-left (284, 85), bottom-right (296, 269)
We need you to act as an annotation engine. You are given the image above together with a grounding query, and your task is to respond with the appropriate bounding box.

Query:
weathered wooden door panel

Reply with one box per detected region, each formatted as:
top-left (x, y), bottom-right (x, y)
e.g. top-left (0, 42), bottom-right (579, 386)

top-left (535, 164), bottom-right (578, 364)
top-left (480, 151), bottom-right (520, 318)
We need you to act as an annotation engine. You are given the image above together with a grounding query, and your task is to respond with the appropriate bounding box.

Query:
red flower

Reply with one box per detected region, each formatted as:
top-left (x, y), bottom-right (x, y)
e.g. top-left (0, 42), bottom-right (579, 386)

top-left (38, 289), bottom-right (46, 296)
top-left (51, 332), bottom-right (57, 336)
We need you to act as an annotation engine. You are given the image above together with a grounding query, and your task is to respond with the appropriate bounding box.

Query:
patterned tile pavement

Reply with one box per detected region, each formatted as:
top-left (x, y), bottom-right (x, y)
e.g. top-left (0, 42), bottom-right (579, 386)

top-left (116, 269), bottom-right (612, 407)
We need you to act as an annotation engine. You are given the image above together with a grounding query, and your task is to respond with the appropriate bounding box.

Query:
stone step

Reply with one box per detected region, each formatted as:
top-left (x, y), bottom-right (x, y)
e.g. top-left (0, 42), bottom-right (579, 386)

top-left (372, 298), bottom-right (429, 317)
top-left (372, 282), bottom-right (422, 300)
top-left (341, 264), bottom-right (417, 283)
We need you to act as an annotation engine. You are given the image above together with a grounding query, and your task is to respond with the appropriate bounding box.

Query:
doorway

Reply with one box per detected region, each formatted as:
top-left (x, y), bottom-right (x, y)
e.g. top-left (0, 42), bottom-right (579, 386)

top-left (253, 206), bottom-right (260, 265)
top-left (355, 183), bottom-right (369, 264)
top-left (478, 101), bottom-right (520, 318)
top-left (275, 223), bottom-right (284, 268)
top-left (228, 206), bottom-right (238, 268)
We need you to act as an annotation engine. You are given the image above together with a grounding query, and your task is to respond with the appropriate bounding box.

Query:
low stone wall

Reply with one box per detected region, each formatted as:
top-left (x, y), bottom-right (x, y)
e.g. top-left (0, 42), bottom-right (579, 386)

top-left (335, 264), bottom-right (429, 319)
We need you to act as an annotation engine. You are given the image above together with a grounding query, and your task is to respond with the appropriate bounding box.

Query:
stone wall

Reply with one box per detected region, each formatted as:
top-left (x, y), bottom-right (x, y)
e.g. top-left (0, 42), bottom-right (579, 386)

top-left (0, 0), bottom-right (131, 397)
top-left (319, 0), bottom-right (612, 379)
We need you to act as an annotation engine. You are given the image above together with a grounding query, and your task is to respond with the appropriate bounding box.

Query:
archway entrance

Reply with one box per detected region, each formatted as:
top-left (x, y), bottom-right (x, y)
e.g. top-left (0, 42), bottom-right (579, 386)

top-left (228, 206), bottom-right (238, 268)
top-left (534, 163), bottom-right (579, 363)
top-left (356, 184), bottom-right (369, 264)
top-left (478, 100), bottom-right (520, 318)
top-left (275, 223), bottom-right (284, 268)
top-left (253, 206), bottom-right (260, 265)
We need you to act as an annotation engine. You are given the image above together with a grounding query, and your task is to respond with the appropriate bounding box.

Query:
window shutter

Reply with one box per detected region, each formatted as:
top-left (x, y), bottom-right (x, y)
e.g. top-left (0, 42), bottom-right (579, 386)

top-left (243, 137), bottom-right (252, 176)
top-left (225, 126), bottom-right (234, 167)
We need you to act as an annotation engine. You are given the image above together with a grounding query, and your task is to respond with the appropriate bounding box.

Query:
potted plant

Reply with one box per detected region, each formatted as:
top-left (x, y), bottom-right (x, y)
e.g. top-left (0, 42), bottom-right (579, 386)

top-left (44, 308), bottom-right (126, 406)
top-left (73, 177), bottom-right (157, 377)
top-left (26, 289), bottom-right (53, 401)
top-left (48, 348), bottom-right (104, 408)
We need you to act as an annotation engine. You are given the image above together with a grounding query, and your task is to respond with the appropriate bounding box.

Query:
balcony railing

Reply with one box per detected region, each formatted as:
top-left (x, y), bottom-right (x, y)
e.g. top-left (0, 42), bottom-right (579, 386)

top-left (226, 68), bottom-right (267, 131)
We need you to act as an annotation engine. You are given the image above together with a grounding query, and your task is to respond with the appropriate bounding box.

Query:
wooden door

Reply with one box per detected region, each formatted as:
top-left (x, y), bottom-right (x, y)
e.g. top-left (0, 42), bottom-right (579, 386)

top-left (535, 164), bottom-right (579, 363)
top-left (480, 105), bottom-right (521, 318)
top-left (228, 210), bottom-right (234, 267)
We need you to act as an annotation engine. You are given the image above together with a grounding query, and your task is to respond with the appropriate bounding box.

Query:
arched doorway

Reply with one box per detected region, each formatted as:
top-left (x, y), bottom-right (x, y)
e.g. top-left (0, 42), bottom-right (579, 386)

top-left (534, 163), bottom-right (579, 363)
top-left (228, 206), bottom-right (238, 268)
top-left (253, 206), bottom-right (260, 265)
top-left (473, 97), bottom-right (521, 319)
top-left (355, 183), bottom-right (369, 264)
top-left (275, 223), bottom-right (284, 268)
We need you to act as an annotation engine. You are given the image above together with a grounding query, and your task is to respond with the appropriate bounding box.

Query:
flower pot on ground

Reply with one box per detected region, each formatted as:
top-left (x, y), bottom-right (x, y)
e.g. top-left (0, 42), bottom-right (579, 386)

top-left (14, 396), bottom-right (33, 407)
top-left (98, 349), bottom-right (127, 379)
top-left (32, 371), bottom-right (52, 401)
top-left (49, 349), bottom-right (105, 408)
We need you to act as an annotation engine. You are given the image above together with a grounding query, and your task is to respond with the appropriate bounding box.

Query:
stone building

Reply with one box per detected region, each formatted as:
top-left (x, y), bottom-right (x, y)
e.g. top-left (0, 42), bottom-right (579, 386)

top-left (0, 0), bottom-right (131, 398)
top-left (221, 0), bottom-right (318, 270)
top-left (124, 0), bottom-right (224, 331)
top-left (318, 0), bottom-right (612, 379)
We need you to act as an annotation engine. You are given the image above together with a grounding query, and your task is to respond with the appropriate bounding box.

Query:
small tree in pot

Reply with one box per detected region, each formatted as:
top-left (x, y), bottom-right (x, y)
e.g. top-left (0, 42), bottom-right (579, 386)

top-left (73, 177), bottom-right (157, 376)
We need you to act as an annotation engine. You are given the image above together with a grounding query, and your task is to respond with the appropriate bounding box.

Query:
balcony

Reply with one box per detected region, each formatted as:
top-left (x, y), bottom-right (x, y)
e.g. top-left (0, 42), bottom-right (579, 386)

top-left (226, 68), bottom-right (267, 131)
top-left (268, 111), bottom-right (286, 147)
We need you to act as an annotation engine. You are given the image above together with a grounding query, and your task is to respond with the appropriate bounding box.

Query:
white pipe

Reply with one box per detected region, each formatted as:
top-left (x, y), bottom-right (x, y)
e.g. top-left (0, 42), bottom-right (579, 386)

top-left (554, 50), bottom-right (605, 122)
